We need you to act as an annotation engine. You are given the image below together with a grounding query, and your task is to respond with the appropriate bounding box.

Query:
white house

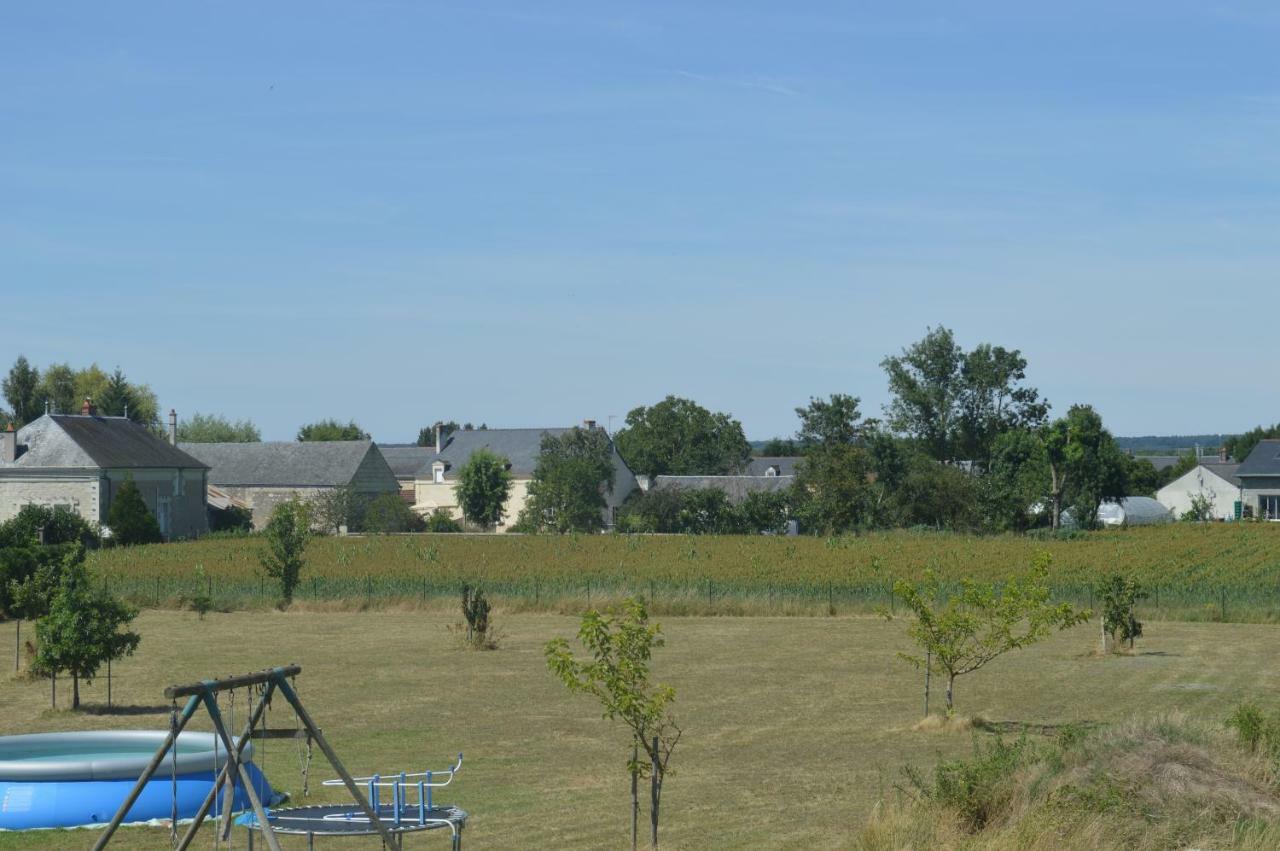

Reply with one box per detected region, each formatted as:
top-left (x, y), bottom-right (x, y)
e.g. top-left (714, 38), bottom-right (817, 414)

top-left (1156, 461), bottom-right (1241, 521)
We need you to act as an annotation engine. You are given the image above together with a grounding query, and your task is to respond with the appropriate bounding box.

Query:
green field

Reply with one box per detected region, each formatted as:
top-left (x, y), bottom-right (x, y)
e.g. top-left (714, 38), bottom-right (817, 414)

top-left (87, 524), bottom-right (1280, 620)
top-left (2, 611), bottom-right (1279, 848)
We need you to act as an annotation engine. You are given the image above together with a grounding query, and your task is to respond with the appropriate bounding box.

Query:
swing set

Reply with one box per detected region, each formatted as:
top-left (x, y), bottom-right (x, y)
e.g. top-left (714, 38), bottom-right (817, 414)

top-left (90, 664), bottom-right (468, 850)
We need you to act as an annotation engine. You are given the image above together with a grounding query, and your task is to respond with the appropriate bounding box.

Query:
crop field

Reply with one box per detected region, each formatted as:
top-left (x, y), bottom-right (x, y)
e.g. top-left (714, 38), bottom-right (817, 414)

top-left (87, 524), bottom-right (1280, 621)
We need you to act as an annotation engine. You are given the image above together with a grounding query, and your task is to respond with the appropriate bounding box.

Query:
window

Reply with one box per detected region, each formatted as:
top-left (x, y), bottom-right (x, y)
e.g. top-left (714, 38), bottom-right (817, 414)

top-left (433, 462), bottom-right (445, 484)
top-left (172, 471), bottom-right (183, 497)
top-left (1261, 495), bottom-right (1280, 521)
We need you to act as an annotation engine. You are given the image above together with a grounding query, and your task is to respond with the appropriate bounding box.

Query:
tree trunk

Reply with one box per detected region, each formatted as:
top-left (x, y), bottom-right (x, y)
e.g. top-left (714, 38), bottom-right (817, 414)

top-left (923, 650), bottom-right (931, 717)
top-left (1100, 614), bottom-right (1108, 655)
top-left (945, 674), bottom-right (955, 714)
top-left (73, 673), bottom-right (80, 710)
top-left (650, 736), bottom-right (660, 848)
top-left (631, 743), bottom-right (639, 851)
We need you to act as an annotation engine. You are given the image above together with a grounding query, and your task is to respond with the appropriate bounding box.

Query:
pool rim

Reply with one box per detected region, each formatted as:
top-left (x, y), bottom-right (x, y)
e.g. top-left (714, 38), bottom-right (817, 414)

top-left (0, 731), bottom-right (254, 782)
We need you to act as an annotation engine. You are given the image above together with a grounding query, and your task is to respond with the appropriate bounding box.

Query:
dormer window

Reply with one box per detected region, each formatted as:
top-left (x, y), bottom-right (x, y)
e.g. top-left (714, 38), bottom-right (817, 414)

top-left (432, 461), bottom-right (446, 484)
top-left (766, 465), bottom-right (780, 477)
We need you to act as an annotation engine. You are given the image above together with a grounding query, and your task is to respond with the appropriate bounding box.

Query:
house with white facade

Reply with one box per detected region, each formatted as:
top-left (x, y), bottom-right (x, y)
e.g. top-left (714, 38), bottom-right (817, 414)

top-left (1156, 460), bottom-right (1241, 521)
top-left (0, 405), bottom-right (209, 539)
top-left (1237, 440), bottom-right (1280, 521)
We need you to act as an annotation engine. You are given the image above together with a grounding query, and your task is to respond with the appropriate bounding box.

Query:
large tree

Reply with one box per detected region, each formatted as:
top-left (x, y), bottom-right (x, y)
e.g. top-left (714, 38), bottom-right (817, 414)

top-left (1224, 424), bottom-right (1280, 465)
top-left (296, 419), bottom-right (368, 441)
top-left (36, 362), bottom-right (77, 417)
top-left (1043, 404), bottom-right (1128, 530)
top-left (177, 412), bottom-right (261, 443)
top-left (3, 356), bottom-right (41, 425)
top-left (455, 449), bottom-right (513, 529)
top-left (518, 427), bottom-right (616, 533)
top-left (789, 395), bottom-right (878, 533)
top-left (881, 328), bottom-right (1046, 465)
top-left (614, 396), bottom-right (751, 478)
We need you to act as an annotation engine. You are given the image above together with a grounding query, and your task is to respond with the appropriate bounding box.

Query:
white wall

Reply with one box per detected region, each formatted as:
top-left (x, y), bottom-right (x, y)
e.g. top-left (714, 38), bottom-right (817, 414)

top-left (1156, 467), bottom-right (1239, 521)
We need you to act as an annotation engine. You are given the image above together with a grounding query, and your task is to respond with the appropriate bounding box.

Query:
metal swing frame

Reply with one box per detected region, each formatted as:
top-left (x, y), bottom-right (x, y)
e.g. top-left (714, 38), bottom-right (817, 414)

top-left (91, 664), bottom-right (401, 850)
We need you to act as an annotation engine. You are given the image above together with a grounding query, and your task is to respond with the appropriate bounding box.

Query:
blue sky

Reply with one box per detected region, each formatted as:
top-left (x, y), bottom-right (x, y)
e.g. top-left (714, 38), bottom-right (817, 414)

top-left (3, 2), bottom-right (1278, 441)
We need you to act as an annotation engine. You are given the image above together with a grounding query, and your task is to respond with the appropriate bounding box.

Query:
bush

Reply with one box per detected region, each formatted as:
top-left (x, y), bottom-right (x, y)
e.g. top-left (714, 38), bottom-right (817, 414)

top-left (0, 543), bottom-right (78, 617)
top-left (259, 496), bottom-right (311, 605)
top-left (362, 493), bottom-right (427, 534)
top-left (912, 735), bottom-right (1039, 830)
top-left (424, 509), bottom-right (463, 533)
top-left (106, 478), bottom-right (162, 546)
top-left (0, 505), bottom-right (99, 549)
top-left (209, 504), bottom-right (254, 535)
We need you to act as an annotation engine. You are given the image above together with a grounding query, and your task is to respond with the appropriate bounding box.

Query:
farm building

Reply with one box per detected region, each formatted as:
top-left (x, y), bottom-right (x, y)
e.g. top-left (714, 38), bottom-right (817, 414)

top-left (180, 440), bottom-right (399, 529)
top-left (378, 444), bottom-right (437, 501)
top-left (1156, 461), bottom-right (1241, 521)
top-left (1064, 496), bottom-right (1173, 528)
top-left (745, 456), bottom-right (801, 477)
top-left (411, 424), bottom-right (637, 531)
top-left (0, 405), bottom-right (209, 539)
top-left (1236, 440), bottom-right (1280, 520)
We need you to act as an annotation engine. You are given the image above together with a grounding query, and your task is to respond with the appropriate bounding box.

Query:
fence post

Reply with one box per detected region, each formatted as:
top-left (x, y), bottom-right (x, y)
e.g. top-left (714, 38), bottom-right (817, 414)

top-left (155, 577), bottom-right (161, 607)
top-left (1221, 587), bottom-right (1227, 622)
top-left (707, 578), bottom-right (713, 608)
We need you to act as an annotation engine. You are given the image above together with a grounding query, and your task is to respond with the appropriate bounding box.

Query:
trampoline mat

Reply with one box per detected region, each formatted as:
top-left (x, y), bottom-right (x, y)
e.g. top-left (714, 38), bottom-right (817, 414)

top-left (242, 804), bottom-right (467, 835)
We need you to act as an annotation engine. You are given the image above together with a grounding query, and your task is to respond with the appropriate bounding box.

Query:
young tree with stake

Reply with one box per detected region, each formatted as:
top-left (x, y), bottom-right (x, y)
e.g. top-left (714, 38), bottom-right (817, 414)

top-left (546, 598), bottom-right (680, 849)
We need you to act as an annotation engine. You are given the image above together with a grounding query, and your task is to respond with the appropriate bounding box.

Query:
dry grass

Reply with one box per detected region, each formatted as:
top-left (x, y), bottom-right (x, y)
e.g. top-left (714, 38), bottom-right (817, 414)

top-left (2, 612), bottom-right (1280, 848)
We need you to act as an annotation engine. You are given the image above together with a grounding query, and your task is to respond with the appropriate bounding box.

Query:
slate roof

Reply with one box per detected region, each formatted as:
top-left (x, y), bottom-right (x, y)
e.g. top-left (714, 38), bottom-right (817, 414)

top-left (1237, 440), bottom-right (1280, 478)
top-left (1196, 461), bottom-right (1242, 488)
top-left (378, 445), bottom-right (438, 479)
top-left (1, 414), bottom-right (207, 470)
top-left (745, 456), bottom-right (801, 477)
top-left (1134, 455), bottom-right (1184, 472)
top-left (180, 441), bottom-right (383, 487)
top-left (419, 429), bottom-right (572, 480)
top-left (651, 475), bottom-right (794, 503)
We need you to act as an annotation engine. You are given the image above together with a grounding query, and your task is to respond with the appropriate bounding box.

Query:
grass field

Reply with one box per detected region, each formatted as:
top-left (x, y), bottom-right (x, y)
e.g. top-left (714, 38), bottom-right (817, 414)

top-left (87, 524), bottom-right (1280, 621)
top-left (3, 609), bottom-right (1280, 848)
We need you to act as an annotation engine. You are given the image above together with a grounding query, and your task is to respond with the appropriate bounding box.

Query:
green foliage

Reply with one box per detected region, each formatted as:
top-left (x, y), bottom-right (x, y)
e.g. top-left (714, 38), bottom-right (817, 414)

top-left (1, 543), bottom-right (78, 618)
top-left (890, 553), bottom-right (1088, 712)
top-left (519, 427), bottom-right (616, 533)
top-left (362, 493), bottom-right (427, 534)
top-left (457, 583), bottom-right (494, 648)
top-left (1226, 703), bottom-right (1272, 755)
top-left (1182, 492), bottom-right (1217, 523)
top-left (106, 477), bottom-right (163, 545)
top-left (795, 394), bottom-right (867, 448)
top-left (981, 429), bottom-right (1050, 532)
top-left (187, 565), bottom-right (214, 618)
top-left (0, 504), bottom-right (98, 548)
top-left (33, 547), bottom-right (141, 708)
top-left (619, 487), bottom-right (789, 535)
top-left (546, 598), bottom-right (681, 846)
top-left (1224, 424), bottom-right (1280, 466)
top-left (296, 419), bottom-right (368, 441)
top-left (757, 437), bottom-right (800, 456)
top-left (209, 503), bottom-right (254, 534)
top-left (1096, 574), bottom-right (1145, 650)
top-left (614, 396), bottom-right (751, 477)
top-left (312, 486), bottom-right (364, 534)
top-left (424, 509), bottom-right (464, 533)
top-left (259, 496), bottom-right (312, 604)
top-left (892, 454), bottom-right (981, 532)
top-left (909, 735), bottom-right (1039, 830)
top-left (417, 421), bottom-right (459, 446)
top-left (456, 449), bottom-right (513, 528)
top-left (95, 367), bottom-right (159, 424)
top-left (3, 355), bottom-right (42, 425)
top-left (791, 443), bottom-right (876, 534)
top-left (177, 412), bottom-right (261, 443)
top-left (1043, 405), bottom-right (1127, 531)
top-left (35, 362), bottom-right (77, 417)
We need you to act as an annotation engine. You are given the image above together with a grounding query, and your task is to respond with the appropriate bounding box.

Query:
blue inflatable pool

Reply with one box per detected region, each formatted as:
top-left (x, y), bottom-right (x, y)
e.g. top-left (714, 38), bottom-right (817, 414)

top-left (0, 730), bottom-right (277, 830)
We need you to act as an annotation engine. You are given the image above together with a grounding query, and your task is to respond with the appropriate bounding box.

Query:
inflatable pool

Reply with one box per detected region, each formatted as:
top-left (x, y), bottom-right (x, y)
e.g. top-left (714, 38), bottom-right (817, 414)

top-left (0, 730), bottom-right (277, 830)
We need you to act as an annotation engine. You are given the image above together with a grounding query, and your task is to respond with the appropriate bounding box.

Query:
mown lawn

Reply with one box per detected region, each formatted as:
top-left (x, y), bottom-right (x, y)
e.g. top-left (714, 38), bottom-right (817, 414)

top-left (2, 609), bottom-right (1278, 848)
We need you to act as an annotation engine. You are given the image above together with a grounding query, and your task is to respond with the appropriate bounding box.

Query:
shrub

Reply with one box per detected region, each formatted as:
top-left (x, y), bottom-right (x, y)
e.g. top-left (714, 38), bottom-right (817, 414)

top-left (1097, 574), bottom-right (1146, 651)
top-left (424, 509), bottom-right (463, 533)
top-left (362, 493), bottom-right (427, 534)
top-left (259, 496), bottom-right (311, 605)
top-left (911, 735), bottom-right (1039, 830)
top-left (208, 504), bottom-right (254, 535)
top-left (0, 504), bottom-right (99, 548)
top-left (106, 478), bottom-right (162, 545)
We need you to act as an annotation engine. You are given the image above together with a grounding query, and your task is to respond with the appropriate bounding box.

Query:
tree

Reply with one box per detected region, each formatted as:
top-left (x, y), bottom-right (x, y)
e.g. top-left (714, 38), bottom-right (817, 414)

top-left (36, 362), bottom-right (77, 416)
top-left (757, 437), bottom-right (800, 456)
top-left (177, 412), bottom-right (261, 443)
top-left (297, 419), bottom-right (368, 441)
top-left (33, 547), bottom-right (141, 709)
top-left (424, 509), bottom-right (463, 532)
top-left (1042, 405), bottom-right (1127, 531)
top-left (614, 396), bottom-right (751, 477)
top-left (1224, 424), bottom-right (1280, 465)
top-left (890, 553), bottom-right (1087, 714)
top-left (546, 598), bottom-right (681, 849)
top-left (882, 328), bottom-right (1046, 465)
top-left (518, 428), bottom-right (616, 533)
top-left (3, 355), bottom-right (41, 426)
top-left (980, 429), bottom-right (1049, 532)
top-left (96, 368), bottom-right (140, 421)
top-left (789, 395), bottom-right (877, 534)
top-left (1096, 574), bottom-right (1145, 653)
top-left (362, 493), bottom-right (427, 533)
top-left (106, 478), bottom-right (163, 545)
top-left (455, 449), bottom-right (512, 529)
top-left (312, 486), bottom-right (362, 534)
top-left (259, 496), bottom-right (312, 604)
top-left (0, 504), bottom-right (98, 549)
top-left (795, 393), bottom-right (867, 448)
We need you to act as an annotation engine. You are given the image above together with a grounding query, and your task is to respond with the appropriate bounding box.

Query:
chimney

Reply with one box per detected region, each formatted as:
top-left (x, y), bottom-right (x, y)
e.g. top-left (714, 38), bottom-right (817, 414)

top-left (583, 419), bottom-right (597, 430)
top-left (434, 423), bottom-right (443, 453)
top-left (81, 397), bottom-right (95, 416)
top-left (1219, 446), bottom-right (1228, 463)
top-left (1, 423), bottom-right (15, 464)
top-left (169, 409), bottom-right (178, 446)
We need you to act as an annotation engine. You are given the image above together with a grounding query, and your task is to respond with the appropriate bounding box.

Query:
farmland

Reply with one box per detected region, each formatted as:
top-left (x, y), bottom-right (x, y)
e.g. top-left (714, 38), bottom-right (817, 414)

top-left (4, 611), bottom-right (1280, 849)
top-left (86, 524), bottom-right (1280, 621)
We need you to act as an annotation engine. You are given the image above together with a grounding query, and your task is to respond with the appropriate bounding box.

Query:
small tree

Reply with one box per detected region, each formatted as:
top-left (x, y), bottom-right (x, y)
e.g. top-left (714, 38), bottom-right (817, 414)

top-left (362, 493), bottom-right (426, 534)
top-left (546, 598), bottom-right (680, 848)
top-left (1182, 492), bottom-right (1216, 523)
top-left (424, 509), bottom-right (463, 533)
top-left (259, 496), bottom-right (312, 605)
top-left (177, 412), bottom-right (261, 443)
top-left (1096, 574), bottom-right (1145, 652)
top-left (890, 553), bottom-right (1087, 714)
top-left (33, 548), bottom-right (141, 709)
top-left (313, 486), bottom-right (360, 534)
top-left (107, 477), bottom-right (163, 545)
top-left (296, 419), bottom-right (367, 441)
top-left (455, 449), bottom-right (512, 529)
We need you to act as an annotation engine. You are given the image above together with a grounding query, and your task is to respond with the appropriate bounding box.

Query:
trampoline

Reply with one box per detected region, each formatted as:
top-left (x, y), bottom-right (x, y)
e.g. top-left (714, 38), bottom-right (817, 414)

top-left (238, 756), bottom-right (466, 849)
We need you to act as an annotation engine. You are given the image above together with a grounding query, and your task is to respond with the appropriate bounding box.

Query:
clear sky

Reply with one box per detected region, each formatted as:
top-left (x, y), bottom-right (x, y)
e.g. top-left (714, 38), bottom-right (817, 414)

top-left (4, 2), bottom-right (1277, 441)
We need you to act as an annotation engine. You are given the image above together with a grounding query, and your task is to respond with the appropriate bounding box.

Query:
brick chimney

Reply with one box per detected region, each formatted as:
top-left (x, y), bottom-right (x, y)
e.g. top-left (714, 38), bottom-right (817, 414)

top-left (1, 423), bottom-right (15, 464)
top-left (169, 409), bottom-right (178, 446)
top-left (80, 397), bottom-right (95, 416)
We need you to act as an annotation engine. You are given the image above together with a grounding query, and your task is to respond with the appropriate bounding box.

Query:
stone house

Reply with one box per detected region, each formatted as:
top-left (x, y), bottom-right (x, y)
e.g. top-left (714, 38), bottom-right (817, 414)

top-left (180, 440), bottom-right (400, 529)
top-left (1237, 440), bottom-right (1280, 521)
top-left (0, 406), bottom-right (209, 539)
top-left (412, 424), bottom-right (637, 531)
